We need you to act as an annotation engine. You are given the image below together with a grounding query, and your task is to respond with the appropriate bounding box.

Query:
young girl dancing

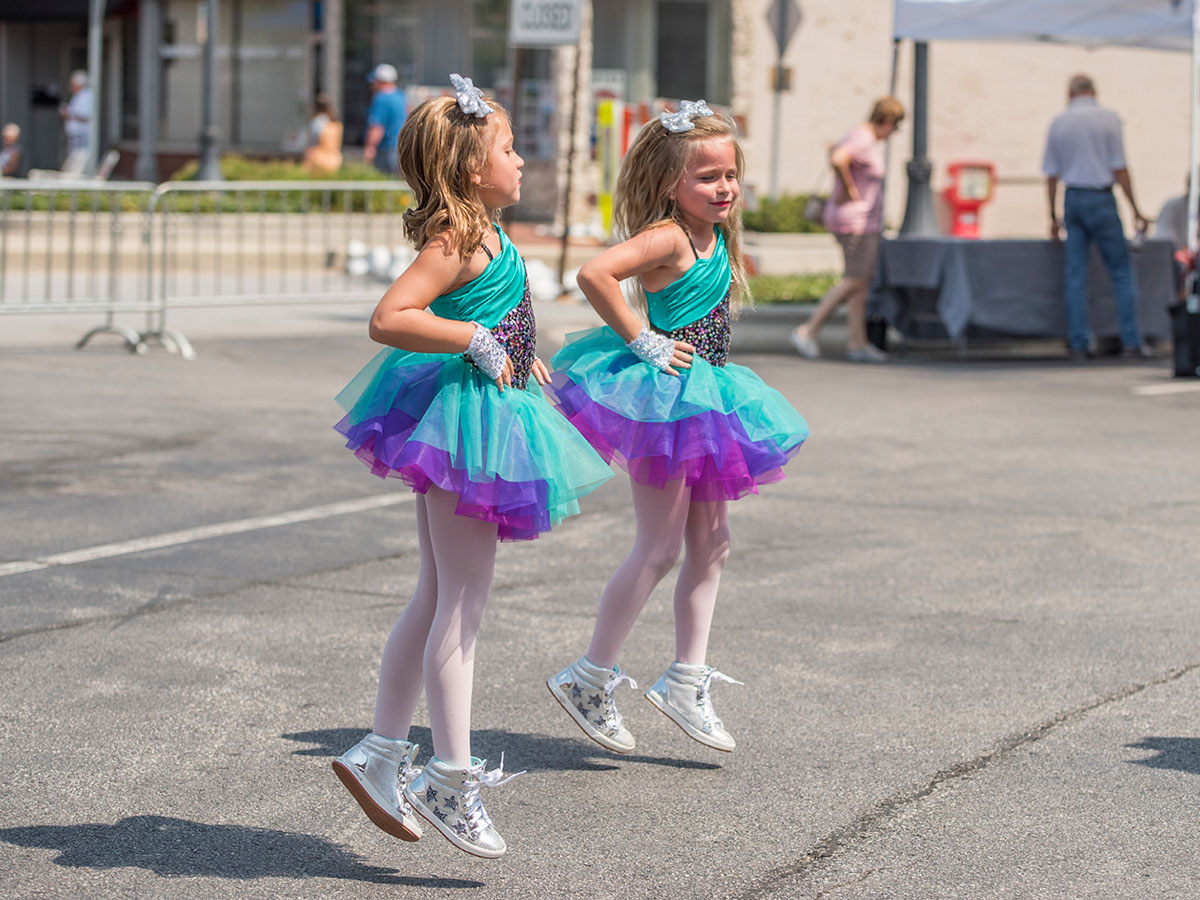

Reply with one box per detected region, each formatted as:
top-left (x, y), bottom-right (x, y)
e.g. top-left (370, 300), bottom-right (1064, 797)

top-left (547, 101), bottom-right (809, 754)
top-left (331, 75), bottom-right (611, 858)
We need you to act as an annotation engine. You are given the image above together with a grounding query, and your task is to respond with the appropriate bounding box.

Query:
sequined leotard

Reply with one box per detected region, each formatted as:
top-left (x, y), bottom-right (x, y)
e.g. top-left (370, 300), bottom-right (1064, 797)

top-left (550, 224), bottom-right (809, 500)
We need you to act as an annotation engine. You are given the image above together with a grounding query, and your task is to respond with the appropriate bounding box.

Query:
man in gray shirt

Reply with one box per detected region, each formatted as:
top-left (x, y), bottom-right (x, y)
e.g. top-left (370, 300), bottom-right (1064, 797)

top-left (59, 70), bottom-right (92, 174)
top-left (1042, 74), bottom-right (1152, 359)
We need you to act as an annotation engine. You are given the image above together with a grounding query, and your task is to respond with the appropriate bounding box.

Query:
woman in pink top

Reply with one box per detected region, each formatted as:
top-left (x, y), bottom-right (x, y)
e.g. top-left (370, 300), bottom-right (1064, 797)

top-left (791, 97), bottom-right (904, 363)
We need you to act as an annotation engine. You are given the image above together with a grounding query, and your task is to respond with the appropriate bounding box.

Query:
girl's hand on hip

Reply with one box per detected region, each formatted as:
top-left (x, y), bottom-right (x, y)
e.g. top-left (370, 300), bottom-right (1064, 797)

top-left (530, 357), bottom-right (551, 386)
top-left (493, 356), bottom-right (514, 392)
top-left (666, 340), bottom-right (694, 376)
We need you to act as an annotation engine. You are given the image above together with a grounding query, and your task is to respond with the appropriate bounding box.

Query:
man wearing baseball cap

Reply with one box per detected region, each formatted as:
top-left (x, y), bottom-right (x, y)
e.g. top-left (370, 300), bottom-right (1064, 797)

top-left (364, 63), bottom-right (406, 175)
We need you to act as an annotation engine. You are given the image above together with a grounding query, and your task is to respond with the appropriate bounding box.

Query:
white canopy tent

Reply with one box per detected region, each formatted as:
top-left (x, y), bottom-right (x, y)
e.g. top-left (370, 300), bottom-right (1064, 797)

top-left (891, 0), bottom-right (1200, 265)
top-left (894, 0), bottom-right (1193, 51)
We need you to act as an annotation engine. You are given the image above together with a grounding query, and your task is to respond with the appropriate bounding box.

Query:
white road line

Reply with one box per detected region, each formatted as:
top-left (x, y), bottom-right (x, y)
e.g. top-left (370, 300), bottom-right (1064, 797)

top-left (1132, 381), bottom-right (1200, 396)
top-left (0, 493), bottom-right (415, 579)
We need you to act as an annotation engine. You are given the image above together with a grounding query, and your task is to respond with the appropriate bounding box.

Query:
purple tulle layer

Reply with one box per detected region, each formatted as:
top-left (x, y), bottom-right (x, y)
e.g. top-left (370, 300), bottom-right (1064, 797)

top-left (336, 409), bottom-right (553, 541)
top-left (551, 376), bottom-right (802, 502)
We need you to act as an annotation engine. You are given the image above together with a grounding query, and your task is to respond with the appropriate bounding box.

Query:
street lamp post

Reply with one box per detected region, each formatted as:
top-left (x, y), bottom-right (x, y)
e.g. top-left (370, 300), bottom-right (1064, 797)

top-left (899, 41), bottom-right (937, 236)
top-left (196, 0), bottom-right (222, 181)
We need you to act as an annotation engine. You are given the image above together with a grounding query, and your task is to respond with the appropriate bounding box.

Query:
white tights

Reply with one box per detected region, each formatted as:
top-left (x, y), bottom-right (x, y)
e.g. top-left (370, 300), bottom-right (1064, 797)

top-left (586, 478), bottom-right (731, 669)
top-left (372, 486), bottom-right (497, 768)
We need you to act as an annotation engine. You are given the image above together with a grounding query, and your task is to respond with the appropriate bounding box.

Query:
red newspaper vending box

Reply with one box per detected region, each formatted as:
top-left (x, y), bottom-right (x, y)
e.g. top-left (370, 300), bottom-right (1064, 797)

top-left (943, 161), bottom-right (996, 238)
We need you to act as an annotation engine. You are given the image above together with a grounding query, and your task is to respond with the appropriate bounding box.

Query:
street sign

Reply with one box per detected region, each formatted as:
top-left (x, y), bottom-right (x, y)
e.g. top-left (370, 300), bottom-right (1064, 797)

top-left (766, 0), bottom-right (801, 57)
top-left (509, 0), bottom-right (582, 47)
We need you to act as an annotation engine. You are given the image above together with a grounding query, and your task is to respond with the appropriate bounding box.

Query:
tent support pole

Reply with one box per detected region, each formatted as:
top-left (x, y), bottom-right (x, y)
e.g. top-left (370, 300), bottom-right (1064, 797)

top-left (1188, 1), bottom-right (1199, 290)
top-left (899, 40), bottom-right (938, 236)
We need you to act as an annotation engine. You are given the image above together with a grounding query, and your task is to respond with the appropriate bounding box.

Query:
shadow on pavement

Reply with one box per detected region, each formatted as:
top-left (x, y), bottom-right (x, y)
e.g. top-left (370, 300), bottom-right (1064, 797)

top-left (285, 727), bottom-right (722, 773)
top-left (0, 815), bottom-right (482, 887)
top-left (1124, 737), bottom-right (1200, 774)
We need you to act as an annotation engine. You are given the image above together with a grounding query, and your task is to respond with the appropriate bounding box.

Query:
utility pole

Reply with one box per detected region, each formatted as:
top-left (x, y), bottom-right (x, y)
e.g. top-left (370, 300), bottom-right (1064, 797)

top-left (86, 0), bottom-right (104, 176)
top-left (766, 0), bottom-right (801, 200)
top-left (196, 0), bottom-right (222, 181)
top-left (899, 41), bottom-right (937, 235)
top-left (135, 0), bottom-right (162, 182)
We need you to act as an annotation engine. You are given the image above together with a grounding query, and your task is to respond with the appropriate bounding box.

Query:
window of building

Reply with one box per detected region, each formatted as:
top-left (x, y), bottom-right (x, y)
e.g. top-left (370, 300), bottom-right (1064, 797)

top-left (343, 0), bottom-right (511, 146)
top-left (655, 0), bottom-right (730, 105)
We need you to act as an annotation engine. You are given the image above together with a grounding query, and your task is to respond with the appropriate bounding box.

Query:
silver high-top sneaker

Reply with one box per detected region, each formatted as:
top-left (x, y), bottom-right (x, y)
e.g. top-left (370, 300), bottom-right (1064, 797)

top-left (405, 754), bottom-right (524, 859)
top-left (644, 662), bottom-right (743, 752)
top-left (547, 655), bottom-right (638, 753)
top-left (332, 732), bottom-right (423, 841)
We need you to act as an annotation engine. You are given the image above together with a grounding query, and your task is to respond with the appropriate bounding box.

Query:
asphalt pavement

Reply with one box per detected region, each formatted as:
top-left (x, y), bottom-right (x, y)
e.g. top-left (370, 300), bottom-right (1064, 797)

top-left (1, 296), bottom-right (1198, 900)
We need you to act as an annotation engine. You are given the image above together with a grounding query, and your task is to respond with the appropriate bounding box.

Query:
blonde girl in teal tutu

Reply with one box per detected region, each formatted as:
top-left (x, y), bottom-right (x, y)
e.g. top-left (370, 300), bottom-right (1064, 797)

top-left (331, 75), bottom-right (611, 859)
top-left (547, 102), bottom-right (809, 755)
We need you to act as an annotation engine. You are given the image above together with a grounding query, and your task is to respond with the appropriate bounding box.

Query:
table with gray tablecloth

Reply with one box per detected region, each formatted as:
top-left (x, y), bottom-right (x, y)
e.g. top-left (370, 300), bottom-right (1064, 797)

top-left (869, 237), bottom-right (1175, 343)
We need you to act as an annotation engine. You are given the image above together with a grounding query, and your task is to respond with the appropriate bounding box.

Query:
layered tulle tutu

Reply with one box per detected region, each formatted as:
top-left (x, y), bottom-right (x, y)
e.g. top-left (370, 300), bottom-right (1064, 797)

top-left (549, 326), bottom-right (809, 501)
top-left (335, 347), bottom-right (613, 540)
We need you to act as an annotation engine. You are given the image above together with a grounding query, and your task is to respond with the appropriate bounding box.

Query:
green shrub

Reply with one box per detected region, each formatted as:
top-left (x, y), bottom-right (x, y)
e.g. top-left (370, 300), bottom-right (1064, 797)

top-left (743, 193), bottom-right (827, 233)
top-left (748, 272), bottom-right (838, 304)
top-left (0, 188), bottom-right (148, 213)
top-left (162, 154), bottom-right (411, 212)
top-left (169, 154), bottom-right (389, 184)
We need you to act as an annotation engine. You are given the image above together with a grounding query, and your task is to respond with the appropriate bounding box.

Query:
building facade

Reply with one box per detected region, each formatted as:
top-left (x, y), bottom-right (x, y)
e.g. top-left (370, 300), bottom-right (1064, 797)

top-left (0, 0), bottom-right (1190, 235)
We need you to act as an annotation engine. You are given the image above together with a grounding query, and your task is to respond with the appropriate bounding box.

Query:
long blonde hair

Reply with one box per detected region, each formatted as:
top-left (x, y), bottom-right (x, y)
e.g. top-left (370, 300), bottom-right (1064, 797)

top-left (399, 95), bottom-right (511, 259)
top-left (613, 110), bottom-right (749, 315)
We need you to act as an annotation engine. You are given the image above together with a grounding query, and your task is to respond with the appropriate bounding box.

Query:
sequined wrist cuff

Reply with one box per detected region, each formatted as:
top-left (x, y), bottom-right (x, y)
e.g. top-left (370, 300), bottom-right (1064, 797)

top-left (626, 326), bottom-right (675, 371)
top-left (466, 323), bottom-right (508, 379)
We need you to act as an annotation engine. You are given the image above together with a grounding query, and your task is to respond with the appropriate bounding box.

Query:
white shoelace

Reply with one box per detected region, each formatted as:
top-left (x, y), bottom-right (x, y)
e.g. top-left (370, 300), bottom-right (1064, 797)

top-left (462, 754), bottom-right (525, 835)
top-left (601, 670), bottom-right (638, 729)
top-left (397, 760), bottom-right (419, 809)
top-left (696, 668), bottom-right (744, 728)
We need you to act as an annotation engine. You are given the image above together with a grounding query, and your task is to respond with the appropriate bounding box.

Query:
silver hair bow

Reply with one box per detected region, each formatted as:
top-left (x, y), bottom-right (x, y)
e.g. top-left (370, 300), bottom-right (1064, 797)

top-left (659, 99), bottom-right (714, 134)
top-left (450, 73), bottom-right (494, 119)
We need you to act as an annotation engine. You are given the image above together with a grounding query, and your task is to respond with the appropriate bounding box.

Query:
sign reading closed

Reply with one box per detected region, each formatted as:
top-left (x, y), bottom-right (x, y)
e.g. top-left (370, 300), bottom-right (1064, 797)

top-left (509, 0), bottom-right (582, 46)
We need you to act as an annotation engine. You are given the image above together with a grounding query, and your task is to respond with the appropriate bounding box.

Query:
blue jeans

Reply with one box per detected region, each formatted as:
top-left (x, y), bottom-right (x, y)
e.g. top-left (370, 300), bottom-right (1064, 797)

top-left (1063, 187), bottom-right (1141, 351)
top-left (373, 147), bottom-right (400, 176)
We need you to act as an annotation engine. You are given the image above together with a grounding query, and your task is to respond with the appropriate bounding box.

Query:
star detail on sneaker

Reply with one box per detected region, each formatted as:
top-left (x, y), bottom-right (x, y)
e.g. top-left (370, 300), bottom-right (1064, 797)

top-left (570, 684), bottom-right (582, 699)
top-left (444, 795), bottom-right (458, 811)
top-left (454, 820), bottom-right (470, 836)
top-left (588, 693), bottom-right (601, 708)
top-left (434, 807), bottom-right (449, 822)
top-left (425, 787), bottom-right (438, 803)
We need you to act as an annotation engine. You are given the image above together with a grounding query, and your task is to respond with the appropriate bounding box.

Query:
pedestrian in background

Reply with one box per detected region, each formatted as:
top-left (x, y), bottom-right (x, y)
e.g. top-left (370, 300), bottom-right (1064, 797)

top-left (362, 63), bottom-right (406, 175)
top-left (547, 101), bottom-right (808, 757)
top-left (790, 96), bottom-right (904, 363)
top-left (1043, 74), bottom-right (1153, 359)
top-left (0, 123), bottom-right (21, 177)
top-left (302, 92), bottom-right (343, 175)
top-left (331, 75), bottom-right (611, 859)
top-left (59, 71), bottom-right (92, 174)
top-left (1153, 173), bottom-right (1196, 301)
top-left (1154, 176), bottom-right (1192, 253)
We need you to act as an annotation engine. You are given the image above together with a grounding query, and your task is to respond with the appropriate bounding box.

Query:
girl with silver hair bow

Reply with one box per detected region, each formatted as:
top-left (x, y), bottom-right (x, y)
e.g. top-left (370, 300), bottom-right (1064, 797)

top-left (546, 102), bottom-right (809, 756)
top-left (549, 102), bottom-right (811, 758)
top-left (331, 74), bottom-right (611, 859)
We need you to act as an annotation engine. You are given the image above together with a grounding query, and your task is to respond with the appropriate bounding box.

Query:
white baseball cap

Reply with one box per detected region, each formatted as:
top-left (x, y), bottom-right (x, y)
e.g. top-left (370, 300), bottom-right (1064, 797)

top-left (368, 63), bottom-right (398, 84)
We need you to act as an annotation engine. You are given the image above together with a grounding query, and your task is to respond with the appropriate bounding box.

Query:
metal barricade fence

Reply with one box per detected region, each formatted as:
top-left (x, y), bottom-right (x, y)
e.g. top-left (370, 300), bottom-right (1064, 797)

top-left (1, 179), bottom-right (412, 358)
top-left (0, 180), bottom-right (157, 351)
top-left (143, 181), bottom-right (413, 358)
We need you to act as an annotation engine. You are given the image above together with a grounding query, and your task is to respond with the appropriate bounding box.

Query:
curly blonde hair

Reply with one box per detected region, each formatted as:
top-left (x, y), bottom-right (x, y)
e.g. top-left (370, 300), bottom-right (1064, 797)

top-left (613, 110), bottom-right (749, 316)
top-left (399, 95), bottom-right (511, 259)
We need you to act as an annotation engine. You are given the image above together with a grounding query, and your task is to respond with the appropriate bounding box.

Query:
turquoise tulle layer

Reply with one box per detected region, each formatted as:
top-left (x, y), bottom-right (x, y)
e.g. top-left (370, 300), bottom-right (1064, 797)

top-left (549, 326), bottom-right (809, 501)
top-left (335, 347), bottom-right (613, 540)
